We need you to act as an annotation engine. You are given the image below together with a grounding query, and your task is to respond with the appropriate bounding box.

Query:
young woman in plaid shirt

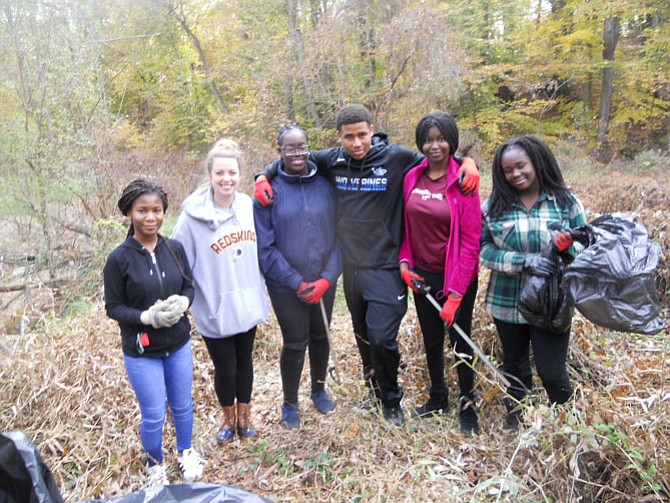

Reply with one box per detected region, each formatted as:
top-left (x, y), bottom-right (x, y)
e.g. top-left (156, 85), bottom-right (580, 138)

top-left (480, 136), bottom-right (586, 431)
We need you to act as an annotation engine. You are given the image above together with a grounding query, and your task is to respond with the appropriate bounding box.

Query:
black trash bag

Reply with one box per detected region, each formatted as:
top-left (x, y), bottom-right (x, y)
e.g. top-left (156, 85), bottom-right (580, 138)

top-left (519, 244), bottom-right (573, 334)
top-left (0, 431), bottom-right (65, 503)
top-left (83, 483), bottom-right (274, 503)
top-left (563, 213), bottom-right (664, 335)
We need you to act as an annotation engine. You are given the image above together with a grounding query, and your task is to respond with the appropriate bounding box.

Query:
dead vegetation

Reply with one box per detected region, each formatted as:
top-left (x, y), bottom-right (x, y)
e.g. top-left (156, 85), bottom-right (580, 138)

top-left (1, 156), bottom-right (669, 502)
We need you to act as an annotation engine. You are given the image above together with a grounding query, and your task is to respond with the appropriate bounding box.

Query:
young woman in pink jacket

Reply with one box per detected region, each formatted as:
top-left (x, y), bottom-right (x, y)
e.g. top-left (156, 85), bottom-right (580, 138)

top-left (399, 112), bottom-right (482, 435)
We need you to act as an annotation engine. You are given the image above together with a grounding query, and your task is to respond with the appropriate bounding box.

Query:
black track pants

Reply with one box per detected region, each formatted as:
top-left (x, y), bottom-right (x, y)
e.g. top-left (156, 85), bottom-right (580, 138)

top-left (343, 266), bottom-right (407, 407)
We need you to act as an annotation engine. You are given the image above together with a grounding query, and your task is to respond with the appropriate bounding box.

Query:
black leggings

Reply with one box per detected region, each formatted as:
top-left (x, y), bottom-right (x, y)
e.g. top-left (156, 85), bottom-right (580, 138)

top-left (202, 328), bottom-right (256, 407)
top-left (414, 269), bottom-right (477, 398)
top-left (494, 318), bottom-right (573, 404)
top-left (269, 286), bottom-right (335, 405)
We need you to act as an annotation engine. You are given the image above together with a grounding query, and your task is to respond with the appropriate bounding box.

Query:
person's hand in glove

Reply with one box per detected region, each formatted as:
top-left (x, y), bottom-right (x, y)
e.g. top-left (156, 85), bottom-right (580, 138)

top-left (162, 295), bottom-right (190, 325)
top-left (296, 281), bottom-right (312, 302)
top-left (164, 294), bottom-right (189, 313)
top-left (523, 254), bottom-right (558, 277)
top-left (140, 300), bottom-right (172, 328)
top-left (554, 231), bottom-right (574, 252)
top-left (297, 278), bottom-right (330, 304)
top-left (440, 294), bottom-right (462, 328)
top-left (457, 157), bottom-right (480, 196)
top-left (254, 175), bottom-right (274, 207)
top-left (400, 267), bottom-right (425, 293)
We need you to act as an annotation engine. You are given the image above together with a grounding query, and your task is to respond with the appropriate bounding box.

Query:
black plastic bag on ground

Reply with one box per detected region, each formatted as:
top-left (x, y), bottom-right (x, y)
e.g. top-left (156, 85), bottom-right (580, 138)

top-left (83, 483), bottom-right (274, 503)
top-left (0, 431), bottom-right (65, 503)
top-left (563, 213), bottom-right (664, 335)
top-left (519, 244), bottom-right (573, 334)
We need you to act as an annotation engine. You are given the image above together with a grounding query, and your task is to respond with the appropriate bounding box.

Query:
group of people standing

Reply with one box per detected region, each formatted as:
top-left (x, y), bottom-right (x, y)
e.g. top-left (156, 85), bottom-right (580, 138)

top-left (103, 104), bottom-right (585, 485)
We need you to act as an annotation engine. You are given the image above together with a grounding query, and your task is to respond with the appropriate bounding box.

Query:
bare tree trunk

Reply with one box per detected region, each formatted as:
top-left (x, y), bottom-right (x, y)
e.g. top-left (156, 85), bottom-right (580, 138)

top-left (286, 0), bottom-right (321, 127)
top-left (283, 73), bottom-right (296, 123)
top-left (357, 0), bottom-right (376, 90)
top-left (597, 16), bottom-right (620, 145)
top-left (309, 0), bottom-right (324, 28)
top-left (169, 1), bottom-right (228, 114)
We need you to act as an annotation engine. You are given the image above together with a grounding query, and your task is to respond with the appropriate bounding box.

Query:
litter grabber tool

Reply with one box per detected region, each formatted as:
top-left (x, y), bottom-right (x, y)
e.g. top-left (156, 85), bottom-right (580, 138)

top-left (411, 279), bottom-right (513, 389)
top-left (319, 297), bottom-right (341, 384)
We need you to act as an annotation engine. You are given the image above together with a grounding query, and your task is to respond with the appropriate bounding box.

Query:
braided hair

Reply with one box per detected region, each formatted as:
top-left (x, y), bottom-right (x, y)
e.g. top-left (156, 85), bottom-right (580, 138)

top-left (117, 179), bottom-right (168, 238)
top-left (116, 178), bottom-right (191, 282)
top-left (487, 136), bottom-right (571, 218)
top-left (414, 112), bottom-right (459, 156)
top-left (276, 124), bottom-right (308, 147)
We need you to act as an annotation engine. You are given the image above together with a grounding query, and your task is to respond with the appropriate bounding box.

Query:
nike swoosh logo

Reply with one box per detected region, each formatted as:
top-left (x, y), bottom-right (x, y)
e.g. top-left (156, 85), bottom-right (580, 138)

top-left (397, 294), bottom-right (407, 301)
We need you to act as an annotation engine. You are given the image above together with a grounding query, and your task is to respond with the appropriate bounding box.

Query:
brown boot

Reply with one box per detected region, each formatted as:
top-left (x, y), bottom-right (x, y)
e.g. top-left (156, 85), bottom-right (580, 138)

top-left (236, 402), bottom-right (259, 439)
top-left (216, 405), bottom-right (236, 444)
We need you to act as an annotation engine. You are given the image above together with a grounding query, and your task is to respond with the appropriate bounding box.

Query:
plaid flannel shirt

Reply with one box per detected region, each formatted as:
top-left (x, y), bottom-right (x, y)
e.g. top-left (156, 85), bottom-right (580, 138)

top-left (480, 191), bottom-right (586, 324)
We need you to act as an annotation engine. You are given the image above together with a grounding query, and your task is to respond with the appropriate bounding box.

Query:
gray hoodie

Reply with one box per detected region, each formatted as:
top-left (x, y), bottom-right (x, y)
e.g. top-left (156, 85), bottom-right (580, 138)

top-left (172, 186), bottom-right (269, 338)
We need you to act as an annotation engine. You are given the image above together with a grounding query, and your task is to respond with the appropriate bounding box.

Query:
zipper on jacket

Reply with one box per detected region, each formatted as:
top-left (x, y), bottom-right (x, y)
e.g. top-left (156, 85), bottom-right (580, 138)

top-left (149, 251), bottom-right (166, 298)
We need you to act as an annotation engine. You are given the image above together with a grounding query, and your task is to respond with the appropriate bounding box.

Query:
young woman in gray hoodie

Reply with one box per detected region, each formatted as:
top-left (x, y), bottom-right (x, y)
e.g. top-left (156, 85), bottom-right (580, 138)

top-left (172, 139), bottom-right (269, 444)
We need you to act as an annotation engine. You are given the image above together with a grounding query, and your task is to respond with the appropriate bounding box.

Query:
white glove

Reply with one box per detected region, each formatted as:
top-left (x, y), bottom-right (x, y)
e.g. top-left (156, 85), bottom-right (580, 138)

top-left (165, 295), bottom-right (189, 313)
top-left (140, 300), bottom-right (173, 328)
top-left (162, 295), bottom-right (190, 326)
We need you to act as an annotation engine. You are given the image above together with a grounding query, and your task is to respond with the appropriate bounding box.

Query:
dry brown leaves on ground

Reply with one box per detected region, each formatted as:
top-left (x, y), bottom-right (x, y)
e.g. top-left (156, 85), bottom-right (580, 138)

top-left (1, 162), bottom-right (669, 502)
top-left (1, 296), bottom-right (669, 502)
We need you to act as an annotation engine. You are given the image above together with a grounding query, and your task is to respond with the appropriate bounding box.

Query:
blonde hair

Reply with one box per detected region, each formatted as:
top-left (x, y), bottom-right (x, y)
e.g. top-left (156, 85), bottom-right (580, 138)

top-left (205, 138), bottom-right (243, 174)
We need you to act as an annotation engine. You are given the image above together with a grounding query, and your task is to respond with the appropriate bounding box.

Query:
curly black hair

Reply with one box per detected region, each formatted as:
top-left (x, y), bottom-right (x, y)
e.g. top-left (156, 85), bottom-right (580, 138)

top-left (336, 104), bottom-right (373, 131)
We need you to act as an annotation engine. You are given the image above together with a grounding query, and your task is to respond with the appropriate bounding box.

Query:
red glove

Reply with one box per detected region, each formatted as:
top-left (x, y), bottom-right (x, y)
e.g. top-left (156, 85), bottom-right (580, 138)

top-left (555, 231), bottom-right (574, 252)
top-left (400, 269), bottom-right (425, 293)
top-left (254, 176), bottom-right (274, 207)
top-left (457, 157), bottom-right (480, 196)
top-left (439, 295), bottom-right (462, 328)
top-left (296, 281), bottom-right (310, 295)
top-left (298, 278), bottom-right (330, 304)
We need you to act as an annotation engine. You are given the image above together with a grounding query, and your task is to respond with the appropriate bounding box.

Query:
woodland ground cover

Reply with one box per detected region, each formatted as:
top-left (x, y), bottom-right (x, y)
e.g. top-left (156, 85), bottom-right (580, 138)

top-left (1, 152), bottom-right (668, 502)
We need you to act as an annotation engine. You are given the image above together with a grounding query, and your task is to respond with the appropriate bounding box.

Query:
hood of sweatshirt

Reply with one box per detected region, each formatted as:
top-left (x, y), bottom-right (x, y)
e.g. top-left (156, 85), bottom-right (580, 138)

top-left (180, 185), bottom-right (241, 231)
top-left (276, 158), bottom-right (319, 182)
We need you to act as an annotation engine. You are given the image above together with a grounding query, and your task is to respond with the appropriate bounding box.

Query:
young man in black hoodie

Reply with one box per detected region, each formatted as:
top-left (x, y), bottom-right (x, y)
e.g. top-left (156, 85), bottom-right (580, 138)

top-left (255, 105), bottom-right (479, 426)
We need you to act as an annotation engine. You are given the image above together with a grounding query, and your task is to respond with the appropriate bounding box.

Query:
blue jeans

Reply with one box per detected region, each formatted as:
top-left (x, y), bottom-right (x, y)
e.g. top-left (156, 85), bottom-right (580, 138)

top-left (124, 341), bottom-right (194, 465)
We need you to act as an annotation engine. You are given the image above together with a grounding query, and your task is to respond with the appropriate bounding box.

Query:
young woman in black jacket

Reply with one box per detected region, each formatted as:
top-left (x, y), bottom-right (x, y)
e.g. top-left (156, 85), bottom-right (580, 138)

top-left (103, 179), bottom-right (204, 486)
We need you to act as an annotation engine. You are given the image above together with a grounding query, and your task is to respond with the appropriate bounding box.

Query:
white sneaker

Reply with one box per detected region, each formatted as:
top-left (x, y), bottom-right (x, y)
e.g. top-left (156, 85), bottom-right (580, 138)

top-left (147, 463), bottom-right (169, 486)
top-left (177, 448), bottom-right (205, 482)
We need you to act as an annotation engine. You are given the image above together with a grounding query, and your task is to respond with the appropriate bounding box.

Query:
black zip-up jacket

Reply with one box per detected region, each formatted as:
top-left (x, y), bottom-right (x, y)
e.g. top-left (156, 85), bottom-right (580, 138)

top-left (103, 236), bottom-right (195, 357)
top-left (263, 133), bottom-right (422, 269)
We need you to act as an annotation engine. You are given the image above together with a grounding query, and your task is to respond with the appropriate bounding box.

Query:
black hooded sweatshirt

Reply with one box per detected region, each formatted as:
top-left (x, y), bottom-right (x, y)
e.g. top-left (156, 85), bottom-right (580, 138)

top-left (103, 236), bottom-right (195, 357)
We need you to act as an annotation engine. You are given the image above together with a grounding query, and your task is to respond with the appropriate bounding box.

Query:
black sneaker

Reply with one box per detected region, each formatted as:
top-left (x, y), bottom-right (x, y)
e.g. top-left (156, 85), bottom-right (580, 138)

top-left (503, 409), bottom-right (521, 432)
top-left (383, 405), bottom-right (404, 427)
top-left (412, 398), bottom-right (449, 418)
top-left (411, 387), bottom-right (448, 418)
top-left (459, 397), bottom-right (479, 435)
top-left (503, 397), bottom-right (523, 432)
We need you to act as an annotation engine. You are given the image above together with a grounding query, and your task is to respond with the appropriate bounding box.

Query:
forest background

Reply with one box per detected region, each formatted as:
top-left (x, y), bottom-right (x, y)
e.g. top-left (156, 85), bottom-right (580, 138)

top-left (0, 0), bottom-right (669, 502)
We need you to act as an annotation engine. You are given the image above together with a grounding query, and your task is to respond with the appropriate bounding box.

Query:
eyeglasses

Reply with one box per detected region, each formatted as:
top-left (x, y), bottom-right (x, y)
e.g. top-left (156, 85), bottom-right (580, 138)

top-left (280, 145), bottom-right (310, 156)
